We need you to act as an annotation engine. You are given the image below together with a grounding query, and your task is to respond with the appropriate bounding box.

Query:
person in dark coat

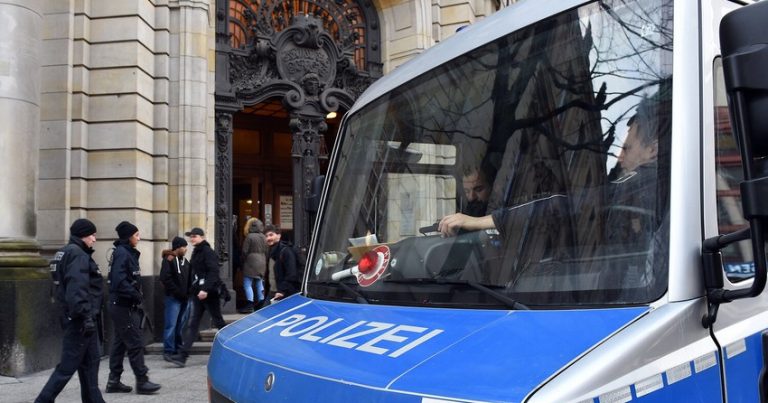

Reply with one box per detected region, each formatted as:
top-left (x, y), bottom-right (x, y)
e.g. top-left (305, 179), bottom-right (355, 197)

top-left (265, 225), bottom-right (300, 300)
top-left (169, 227), bottom-right (226, 367)
top-left (159, 236), bottom-right (191, 360)
top-left (35, 219), bottom-right (105, 403)
top-left (239, 218), bottom-right (268, 313)
top-left (106, 221), bottom-right (161, 395)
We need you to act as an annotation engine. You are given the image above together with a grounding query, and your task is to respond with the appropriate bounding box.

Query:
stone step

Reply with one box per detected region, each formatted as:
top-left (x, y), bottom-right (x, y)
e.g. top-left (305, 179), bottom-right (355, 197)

top-left (145, 342), bottom-right (212, 355)
top-left (200, 328), bottom-right (217, 342)
top-left (224, 313), bottom-right (248, 324)
top-left (145, 314), bottom-right (249, 354)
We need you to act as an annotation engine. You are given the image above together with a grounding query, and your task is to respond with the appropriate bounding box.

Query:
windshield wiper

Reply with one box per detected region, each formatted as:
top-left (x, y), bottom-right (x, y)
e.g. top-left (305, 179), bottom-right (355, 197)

top-left (385, 278), bottom-right (529, 310)
top-left (309, 280), bottom-right (369, 304)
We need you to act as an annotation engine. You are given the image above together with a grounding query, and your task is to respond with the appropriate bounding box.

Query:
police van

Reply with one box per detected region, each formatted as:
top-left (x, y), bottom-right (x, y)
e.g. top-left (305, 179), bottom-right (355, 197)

top-left (208, 0), bottom-right (768, 401)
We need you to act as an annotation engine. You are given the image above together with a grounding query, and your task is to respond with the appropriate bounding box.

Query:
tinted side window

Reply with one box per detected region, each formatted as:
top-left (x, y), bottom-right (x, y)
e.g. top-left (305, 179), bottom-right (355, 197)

top-left (714, 58), bottom-right (754, 282)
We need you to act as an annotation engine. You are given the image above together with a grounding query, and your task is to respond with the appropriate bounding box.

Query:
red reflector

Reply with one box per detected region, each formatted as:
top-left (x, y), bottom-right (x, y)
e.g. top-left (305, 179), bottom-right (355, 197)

top-left (358, 251), bottom-right (378, 273)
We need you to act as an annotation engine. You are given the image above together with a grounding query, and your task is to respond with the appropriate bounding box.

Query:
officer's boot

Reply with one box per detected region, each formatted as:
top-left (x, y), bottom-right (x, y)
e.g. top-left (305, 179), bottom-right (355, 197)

top-left (136, 375), bottom-right (161, 394)
top-left (106, 374), bottom-right (133, 393)
top-left (238, 301), bottom-right (254, 314)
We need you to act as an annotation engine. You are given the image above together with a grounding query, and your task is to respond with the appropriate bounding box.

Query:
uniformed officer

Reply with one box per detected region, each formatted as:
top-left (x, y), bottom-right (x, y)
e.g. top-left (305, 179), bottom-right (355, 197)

top-left (35, 218), bottom-right (105, 403)
top-left (106, 221), bottom-right (161, 394)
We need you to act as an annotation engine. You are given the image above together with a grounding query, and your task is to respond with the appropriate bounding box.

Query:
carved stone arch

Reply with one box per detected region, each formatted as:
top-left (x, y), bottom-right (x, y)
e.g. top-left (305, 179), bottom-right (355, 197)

top-left (227, 0), bottom-right (382, 76)
top-left (214, 0), bottom-right (382, 268)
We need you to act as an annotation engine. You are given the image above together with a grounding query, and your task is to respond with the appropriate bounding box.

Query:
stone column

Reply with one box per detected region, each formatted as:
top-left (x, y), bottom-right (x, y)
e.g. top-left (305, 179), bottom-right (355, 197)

top-left (0, 0), bottom-right (56, 376)
top-left (0, 2), bottom-right (42, 238)
top-left (214, 110), bottom-right (236, 313)
top-left (289, 112), bottom-right (327, 249)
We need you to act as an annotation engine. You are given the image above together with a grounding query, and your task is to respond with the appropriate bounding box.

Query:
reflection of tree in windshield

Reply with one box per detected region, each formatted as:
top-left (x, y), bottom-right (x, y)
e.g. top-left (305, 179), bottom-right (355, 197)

top-left (311, 0), bottom-right (674, 307)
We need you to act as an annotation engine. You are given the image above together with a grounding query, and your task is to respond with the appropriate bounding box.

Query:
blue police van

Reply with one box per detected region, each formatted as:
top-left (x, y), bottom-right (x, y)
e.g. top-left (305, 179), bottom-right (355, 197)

top-left (208, 0), bottom-right (768, 401)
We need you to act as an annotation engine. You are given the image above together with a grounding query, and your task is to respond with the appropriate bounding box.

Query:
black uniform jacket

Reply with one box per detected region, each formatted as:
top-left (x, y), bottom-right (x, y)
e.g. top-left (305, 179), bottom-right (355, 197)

top-left (56, 236), bottom-right (103, 320)
top-left (190, 240), bottom-right (221, 294)
top-left (159, 250), bottom-right (191, 301)
top-left (108, 239), bottom-right (143, 307)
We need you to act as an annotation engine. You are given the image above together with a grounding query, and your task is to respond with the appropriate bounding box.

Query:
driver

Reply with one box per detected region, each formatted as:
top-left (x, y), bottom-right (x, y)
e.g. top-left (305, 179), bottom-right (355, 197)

top-left (461, 165), bottom-right (493, 217)
top-left (436, 164), bottom-right (496, 236)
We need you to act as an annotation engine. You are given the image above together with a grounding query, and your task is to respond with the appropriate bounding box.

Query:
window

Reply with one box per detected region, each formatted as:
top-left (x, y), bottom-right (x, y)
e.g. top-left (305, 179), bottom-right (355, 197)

top-left (308, 0), bottom-right (674, 308)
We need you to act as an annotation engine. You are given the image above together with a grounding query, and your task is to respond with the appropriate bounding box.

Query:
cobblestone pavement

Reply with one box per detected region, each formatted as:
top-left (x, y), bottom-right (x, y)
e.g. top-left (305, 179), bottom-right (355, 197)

top-left (1, 354), bottom-right (210, 403)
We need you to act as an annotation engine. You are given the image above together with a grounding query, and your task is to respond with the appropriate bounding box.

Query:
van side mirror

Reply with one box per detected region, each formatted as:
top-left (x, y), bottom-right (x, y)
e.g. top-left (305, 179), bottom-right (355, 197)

top-left (702, 1), bottom-right (768, 327)
top-left (720, 1), bottom-right (768, 159)
top-left (305, 175), bottom-right (325, 214)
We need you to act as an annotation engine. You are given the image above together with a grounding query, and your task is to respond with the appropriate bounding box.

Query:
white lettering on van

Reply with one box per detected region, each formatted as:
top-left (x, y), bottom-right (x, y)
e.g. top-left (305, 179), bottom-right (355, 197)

top-left (298, 318), bottom-right (344, 341)
top-left (389, 329), bottom-right (443, 357)
top-left (327, 322), bottom-right (394, 349)
top-left (357, 325), bottom-right (426, 355)
top-left (258, 314), bottom-right (444, 358)
top-left (259, 314), bottom-right (306, 333)
top-left (280, 316), bottom-right (329, 337)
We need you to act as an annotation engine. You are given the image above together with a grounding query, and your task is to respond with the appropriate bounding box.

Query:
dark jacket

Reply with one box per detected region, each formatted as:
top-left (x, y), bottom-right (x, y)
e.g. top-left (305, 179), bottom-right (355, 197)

top-left (108, 239), bottom-right (143, 307)
top-left (53, 236), bottom-right (103, 320)
top-left (190, 240), bottom-right (221, 294)
top-left (159, 249), bottom-right (191, 301)
top-left (270, 241), bottom-right (299, 296)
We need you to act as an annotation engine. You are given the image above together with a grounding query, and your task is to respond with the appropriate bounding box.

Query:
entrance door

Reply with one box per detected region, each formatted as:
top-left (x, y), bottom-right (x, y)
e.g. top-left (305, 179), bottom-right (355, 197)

top-left (232, 100), bottom-right (341, 240)
top-left (232, 101), bottom-right (292, 237)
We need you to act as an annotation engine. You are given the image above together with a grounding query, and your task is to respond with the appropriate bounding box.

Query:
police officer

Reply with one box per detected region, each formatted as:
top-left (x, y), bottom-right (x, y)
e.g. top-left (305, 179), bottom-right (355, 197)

top-left (35, 218), bottom-right (105, 403)
top-left (106, 221), bottom-right (161, 394)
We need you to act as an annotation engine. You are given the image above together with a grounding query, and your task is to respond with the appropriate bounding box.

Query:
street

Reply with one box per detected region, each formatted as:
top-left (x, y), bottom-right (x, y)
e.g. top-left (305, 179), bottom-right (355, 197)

top-left (1, 355), bottom-right (210, 403)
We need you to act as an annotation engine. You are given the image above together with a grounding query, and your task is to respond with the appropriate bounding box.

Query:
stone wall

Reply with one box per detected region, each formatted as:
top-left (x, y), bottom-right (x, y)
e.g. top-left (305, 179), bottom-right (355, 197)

top-left (37, 0), bottom-right (215, 274)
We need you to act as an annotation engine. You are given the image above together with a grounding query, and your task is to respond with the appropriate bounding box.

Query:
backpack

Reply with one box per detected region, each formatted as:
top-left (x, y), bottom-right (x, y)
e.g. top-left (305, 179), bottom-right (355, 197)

top-left (280, 243), bottom-right (307, 281)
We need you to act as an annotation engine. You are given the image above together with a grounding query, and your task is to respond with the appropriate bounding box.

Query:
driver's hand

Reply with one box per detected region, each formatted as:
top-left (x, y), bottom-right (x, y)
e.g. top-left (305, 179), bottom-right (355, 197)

top-left (438, 213), bottom-right (495, 236)
top-left (438, 213), bottom-right (470, 237)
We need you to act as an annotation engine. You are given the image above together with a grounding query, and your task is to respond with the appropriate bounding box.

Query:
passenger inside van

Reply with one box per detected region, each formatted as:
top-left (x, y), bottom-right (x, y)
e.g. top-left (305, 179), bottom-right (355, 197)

top-left (604, 91), bottom-right (670, 253)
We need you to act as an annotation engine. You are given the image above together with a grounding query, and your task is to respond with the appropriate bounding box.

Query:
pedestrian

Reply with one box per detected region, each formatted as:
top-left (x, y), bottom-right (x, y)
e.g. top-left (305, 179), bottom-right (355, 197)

top-left (265, 225), bottom-right (300, 301)
top-left (106, 221), bottom-right (161, 394)
top-left (239, 218), bottom-right (267, 313)
top-left (159, 236), bottom-right (191, 362)
top-left (35, 218), bottom-right (105, 403)
top-left (169, 227), bottom-right (226, 367)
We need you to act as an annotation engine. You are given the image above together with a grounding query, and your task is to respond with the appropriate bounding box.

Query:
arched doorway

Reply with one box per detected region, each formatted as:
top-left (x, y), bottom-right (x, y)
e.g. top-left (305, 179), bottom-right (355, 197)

top-left (214, 0), bottom-right (380, 279)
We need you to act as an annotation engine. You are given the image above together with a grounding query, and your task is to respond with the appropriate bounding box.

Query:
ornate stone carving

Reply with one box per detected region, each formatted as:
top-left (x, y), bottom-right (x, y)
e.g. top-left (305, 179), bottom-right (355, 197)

top-left (215, 111), bottom-right (233, 264)
top-left (216, 0), bottom-right (383, 249)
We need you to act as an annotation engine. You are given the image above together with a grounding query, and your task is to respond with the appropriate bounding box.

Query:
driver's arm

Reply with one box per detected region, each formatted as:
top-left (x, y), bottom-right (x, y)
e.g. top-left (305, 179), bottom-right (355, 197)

top-left (438, 213), bottom-right (495, 237)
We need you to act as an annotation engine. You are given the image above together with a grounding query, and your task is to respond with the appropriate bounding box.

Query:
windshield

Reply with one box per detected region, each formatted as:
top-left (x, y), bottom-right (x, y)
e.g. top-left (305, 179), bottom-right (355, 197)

top-left (308, 0), bottom-right (673, 308)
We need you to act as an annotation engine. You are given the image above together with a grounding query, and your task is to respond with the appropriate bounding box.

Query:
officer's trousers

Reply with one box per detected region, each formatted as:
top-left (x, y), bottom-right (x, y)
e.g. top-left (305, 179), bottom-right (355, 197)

top-left (108, 304), bottom-right (148, 379)
top-left (35, 317), bottom-right (105, 403)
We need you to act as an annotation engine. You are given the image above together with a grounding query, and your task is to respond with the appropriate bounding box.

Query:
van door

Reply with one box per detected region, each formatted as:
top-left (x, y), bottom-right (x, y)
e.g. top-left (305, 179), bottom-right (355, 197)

top-left (704, 1), bottom-right (768, 401)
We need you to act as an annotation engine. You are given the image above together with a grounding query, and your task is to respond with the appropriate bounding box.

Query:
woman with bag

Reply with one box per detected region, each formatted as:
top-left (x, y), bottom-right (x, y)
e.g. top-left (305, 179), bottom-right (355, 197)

top-left (239, 217), bottom-right (268, 313)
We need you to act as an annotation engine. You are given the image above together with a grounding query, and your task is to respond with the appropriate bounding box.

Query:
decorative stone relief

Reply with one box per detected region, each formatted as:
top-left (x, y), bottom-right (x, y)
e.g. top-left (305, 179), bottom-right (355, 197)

top-left (216, 0), bottom-right (382, 249)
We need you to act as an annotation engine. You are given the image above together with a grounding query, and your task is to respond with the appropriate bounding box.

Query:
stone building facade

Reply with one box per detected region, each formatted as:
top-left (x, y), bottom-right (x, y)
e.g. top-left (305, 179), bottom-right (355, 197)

top-left (0, 0), bottom-right (502, 376)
